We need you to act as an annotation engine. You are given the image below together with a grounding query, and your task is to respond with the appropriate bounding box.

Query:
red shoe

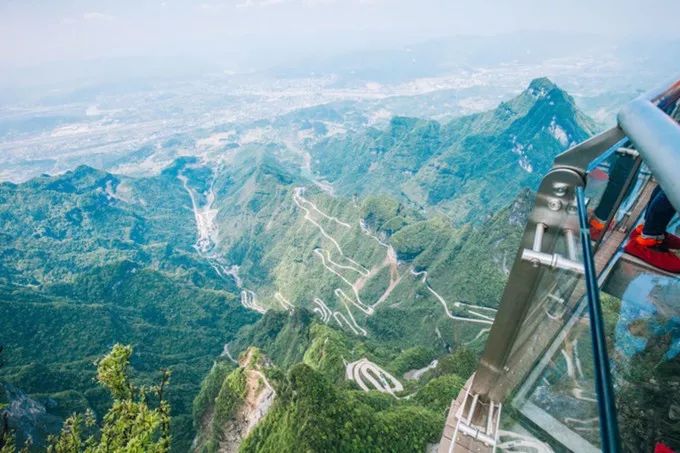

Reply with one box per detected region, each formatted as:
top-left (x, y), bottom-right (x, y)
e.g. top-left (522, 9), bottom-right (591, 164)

top-left (589, 217), bottom-right (606, 241)
top-left (631, 224), bottom-right (680, 250)
top-left (655, 442), bottom-right (676, 453)
top-left (632, 224), bottom-right (643, 237)
top-left (624, 235), bottom-right (680, 273)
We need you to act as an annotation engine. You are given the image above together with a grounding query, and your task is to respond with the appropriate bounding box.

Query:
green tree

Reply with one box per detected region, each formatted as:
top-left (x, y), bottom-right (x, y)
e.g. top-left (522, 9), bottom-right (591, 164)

top-left (47, 344), bottom-right (171, 453)
top-left (414, 374), bottom-right (465, 414)
top-left (1, 346), bottom-right (12, 453)
top-left (436, 347), bottom-right (477, 379)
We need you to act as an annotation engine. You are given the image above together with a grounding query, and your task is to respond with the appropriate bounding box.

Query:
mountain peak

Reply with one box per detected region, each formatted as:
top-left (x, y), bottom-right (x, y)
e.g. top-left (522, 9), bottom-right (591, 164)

top-left (527, 77), bottom-right (558, 95)
top-left (70, 165), bottom-right (105, 178)
top-left (521, 77), bottom-right (579, 114)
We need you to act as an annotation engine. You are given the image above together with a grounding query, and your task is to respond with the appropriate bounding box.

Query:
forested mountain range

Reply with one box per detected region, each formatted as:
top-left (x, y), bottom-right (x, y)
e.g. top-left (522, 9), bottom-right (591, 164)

top-left (0, 78), bottom-right (592, 452)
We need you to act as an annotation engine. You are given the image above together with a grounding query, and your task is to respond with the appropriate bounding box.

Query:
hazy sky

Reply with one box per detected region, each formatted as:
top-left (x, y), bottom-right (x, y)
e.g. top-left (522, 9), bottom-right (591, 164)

top-left (1, 0), bottom-right (679, 69)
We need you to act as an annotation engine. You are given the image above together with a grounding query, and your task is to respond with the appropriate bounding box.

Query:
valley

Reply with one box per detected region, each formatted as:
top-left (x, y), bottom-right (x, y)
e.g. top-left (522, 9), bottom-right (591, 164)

top-left (0, 77), bottom-right (593, 452)
top-left (178, 155), bottom-right (497, 340)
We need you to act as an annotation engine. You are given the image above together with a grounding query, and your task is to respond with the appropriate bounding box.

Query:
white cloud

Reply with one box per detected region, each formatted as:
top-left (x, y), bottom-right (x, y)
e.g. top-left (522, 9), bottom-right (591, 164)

top-left (199, 2), bottom-right (226, 11)
top-left (235, 0), bottom-right (287, 8)
top-left (82, 12), bottom-right (116, 21)
top-left (233, 0), bottom-right (338, 7)
top-left (303, 0), bottom-right (337, 5)
top-left (197, 0), bottom-right (375, 9)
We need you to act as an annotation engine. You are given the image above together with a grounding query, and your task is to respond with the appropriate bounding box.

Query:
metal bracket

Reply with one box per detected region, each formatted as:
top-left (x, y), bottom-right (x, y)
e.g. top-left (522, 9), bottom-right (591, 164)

top-left (451, 385), bottom-right (502, 451)
top-left (520, 223), bottom-right (584, 274)
top-left (616, 147), bottom-right (639, 157)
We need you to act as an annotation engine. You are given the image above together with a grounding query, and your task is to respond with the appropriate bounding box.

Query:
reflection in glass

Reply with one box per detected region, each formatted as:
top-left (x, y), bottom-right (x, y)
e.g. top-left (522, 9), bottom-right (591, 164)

top-left (603, 260), bottom-right (680, 451)
top-left (584, 146), bottom-right (648, 249)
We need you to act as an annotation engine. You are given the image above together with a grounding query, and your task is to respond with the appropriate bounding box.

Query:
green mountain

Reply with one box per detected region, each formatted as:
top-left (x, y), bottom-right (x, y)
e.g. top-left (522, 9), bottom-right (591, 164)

top-left (0, 78), bottom-right (595, 452)
top-left (311, 78), bottom-right (596, 223)
top-left (191, 311), bottom-right (473, 453)
top-left (171, 148), bottom-right (505, 355)
top-left (0, 152), bottom-right (523, 451)
top-left (185, 79), bottom-right (588, 451)
top-left (0, 165), bottom-right (259, 451)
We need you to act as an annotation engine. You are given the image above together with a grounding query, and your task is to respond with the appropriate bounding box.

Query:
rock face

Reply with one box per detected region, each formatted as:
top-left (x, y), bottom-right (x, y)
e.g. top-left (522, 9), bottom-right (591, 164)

top-left (192, 348), bottom-right (276, 453)
top-left (1, 384), bottom-right (62, 448)
top-left (218, 350), bottom-right (276, 453)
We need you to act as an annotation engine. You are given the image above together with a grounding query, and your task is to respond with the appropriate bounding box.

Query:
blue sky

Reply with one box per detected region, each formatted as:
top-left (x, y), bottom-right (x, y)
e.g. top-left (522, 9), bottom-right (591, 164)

top-left (1, 0), bottom-right (679, 69)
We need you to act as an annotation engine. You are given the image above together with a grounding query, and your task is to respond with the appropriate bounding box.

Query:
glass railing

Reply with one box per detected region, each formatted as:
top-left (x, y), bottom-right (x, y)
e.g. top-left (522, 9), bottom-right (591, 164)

top-left (446, 77), bottom-right (680, 453)
top-left (492, 187), bottom-right (614, 453)
top-left (490, 146), bottom-right (676, 453)
top-left (599, 236), bottom-right (680, 452)
top-left (488, 152), bottom-right (653, 452)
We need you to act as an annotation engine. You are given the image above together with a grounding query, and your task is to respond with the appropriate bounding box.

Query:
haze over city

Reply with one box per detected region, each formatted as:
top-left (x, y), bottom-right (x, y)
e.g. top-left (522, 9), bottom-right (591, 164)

top-left (2, 0), bottom-right (680, 72)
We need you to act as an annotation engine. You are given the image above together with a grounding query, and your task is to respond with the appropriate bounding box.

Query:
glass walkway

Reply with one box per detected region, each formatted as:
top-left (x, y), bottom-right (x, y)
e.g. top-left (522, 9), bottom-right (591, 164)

top-left (439, 76), bottom-right (680, 453)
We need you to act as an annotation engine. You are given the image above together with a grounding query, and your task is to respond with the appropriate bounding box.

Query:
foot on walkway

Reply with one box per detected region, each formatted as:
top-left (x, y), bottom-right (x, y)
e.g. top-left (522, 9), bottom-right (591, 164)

top-left (624, 229), bottom-right (680, 273)
top-left (589, 217), bottom-right (606, 241)
top-left (631, 223), bottom-right (680, 250)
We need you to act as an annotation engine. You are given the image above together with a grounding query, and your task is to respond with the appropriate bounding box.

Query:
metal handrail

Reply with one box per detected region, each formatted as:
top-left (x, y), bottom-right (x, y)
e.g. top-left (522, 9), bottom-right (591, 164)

top-left (618, 98), bottom-right (680, 211)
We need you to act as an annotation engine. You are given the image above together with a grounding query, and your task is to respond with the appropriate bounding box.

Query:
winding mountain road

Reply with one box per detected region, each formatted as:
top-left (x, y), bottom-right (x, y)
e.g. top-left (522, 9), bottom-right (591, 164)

top-left (333, 312), bottom-right (360, 335)
top-left (293, 186), bottom-right (498, 334)
top-left (293, 187), bottom-right (346, 254)
top-left (346, 358), bottom-right (403, 396)
top-left (274, 292), bottom-right (294, 311)
top-left (312, 297), bottom-right (332, 323)
top-left (294, 189), bottom-right (404, 322)
top-left (409, 269), bottom-right (495, 325)
top-left (241, 290), bottom-right (266, 314)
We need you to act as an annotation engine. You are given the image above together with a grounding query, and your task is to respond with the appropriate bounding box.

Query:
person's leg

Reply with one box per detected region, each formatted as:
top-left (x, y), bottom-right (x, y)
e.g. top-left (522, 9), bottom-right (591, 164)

top-left (642, 190), bottom-right (676, 239)
top-left (593, 154), bottom-right (637, 222)
top-left (643, 186), bottom-right (663, 221)
top-left (591, 154), bottom-right (639, 241)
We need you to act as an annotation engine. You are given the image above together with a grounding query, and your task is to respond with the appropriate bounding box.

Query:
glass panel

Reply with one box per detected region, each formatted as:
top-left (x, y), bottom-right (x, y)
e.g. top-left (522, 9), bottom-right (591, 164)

top-left (467, 85), bottom-right (680, 452)
top-left (496, 180), bottom-right (680, 453)
top-left (601, 243), bottom-right (680, 451)
top-left (493, 195), bottom-right (606, 452)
